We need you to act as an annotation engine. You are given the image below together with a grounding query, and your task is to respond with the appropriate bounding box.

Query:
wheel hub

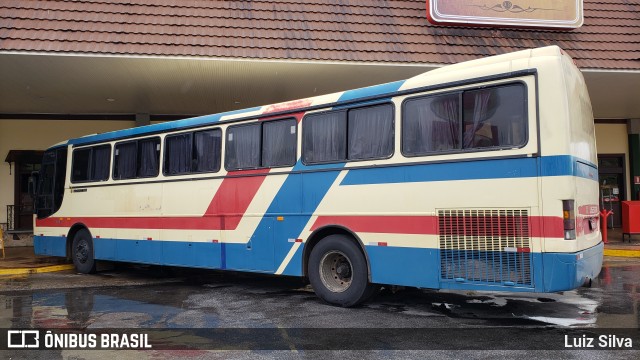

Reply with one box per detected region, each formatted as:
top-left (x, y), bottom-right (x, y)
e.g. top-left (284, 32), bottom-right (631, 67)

top-left (319, 250), bottom-right (353, 293)
top-left (75, 240), bottom-right (89, 264)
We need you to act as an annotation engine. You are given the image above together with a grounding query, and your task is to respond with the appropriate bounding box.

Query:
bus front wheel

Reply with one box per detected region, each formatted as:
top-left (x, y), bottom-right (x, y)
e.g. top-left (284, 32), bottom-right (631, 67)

top-left (72, 229), bottom-right (96, 274)
top-left (308, 235), bottom-right (377, 307)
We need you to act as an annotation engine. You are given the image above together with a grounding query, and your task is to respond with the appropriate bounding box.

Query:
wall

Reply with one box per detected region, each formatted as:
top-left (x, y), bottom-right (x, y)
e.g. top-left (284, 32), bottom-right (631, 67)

top-left (0, 120), bottom-right (132, 246)
top-left (595, 123), bottom-right (631, 200)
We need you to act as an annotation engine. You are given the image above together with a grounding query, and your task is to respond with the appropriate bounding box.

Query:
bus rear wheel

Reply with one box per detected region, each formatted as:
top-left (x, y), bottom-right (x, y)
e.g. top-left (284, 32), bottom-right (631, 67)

top-left (308, 235), bottom-right (377, 307)
top-left (72, 229), bottom-right (96, 274)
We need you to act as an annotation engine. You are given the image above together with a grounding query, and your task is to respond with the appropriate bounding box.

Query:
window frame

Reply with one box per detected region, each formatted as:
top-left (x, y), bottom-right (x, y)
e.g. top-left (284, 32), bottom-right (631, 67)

top-left (400, 81), bottom-right (529, 158)
top-left (162, 127), bottom-right (223, 177)
top-left (224, 118), bottom-right (298, 171)
top-left (301, 102), bottom-right (395, 166)
top-left (112, 136), bottom-right (161, 181)
top-left (70, 144), bottom-right (112, 184)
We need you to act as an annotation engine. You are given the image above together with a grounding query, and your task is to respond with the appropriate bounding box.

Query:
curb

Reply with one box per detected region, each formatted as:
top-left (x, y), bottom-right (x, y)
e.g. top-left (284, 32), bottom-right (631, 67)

top-left (604, 249), bottom-right (640, 258)
top-left (0, 264), bottom-right (75, 276)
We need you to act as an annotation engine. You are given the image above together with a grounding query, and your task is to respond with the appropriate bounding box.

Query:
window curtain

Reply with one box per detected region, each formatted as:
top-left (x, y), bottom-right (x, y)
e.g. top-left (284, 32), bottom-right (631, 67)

top-left (227, 124), bottom-right (260, 169)
top-left (463, 90), bottom-right (492, 148)
top-left (194, 130), bottom-right (221, 172)
top-left (262, 119), bottom-right (296, 167)
top-left (166, 134), bottom-right (191, 175)
top-left (115, 142), bottom-right (136, 179)
top-left (303, 111), bottom-right (346, 163)
top-left (348, 104), bottom-right (393, 159)
top-left (91, 146), bottom-right (111, 181)
top-left (138, 139), bottom-right (159, 177)
top-left (404, 94), bottom-right (459, 154)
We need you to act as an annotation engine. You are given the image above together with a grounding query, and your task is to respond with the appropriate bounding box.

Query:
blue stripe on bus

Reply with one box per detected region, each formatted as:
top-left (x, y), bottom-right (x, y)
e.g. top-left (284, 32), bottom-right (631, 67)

top-left (334, 80), bottom-right (406, 103)
top-left (237, 80), bottom-right (408, 275)
top-left (224, 161), bottom-right (345, 273)
top-left (34, 236), bottom-right (67, 257)
top-left (36, 233), bottom-right (602, 293)
top-left (68, 106), bottom-right (262, 146)
top-left (340, 155), bottom-right (597, 186)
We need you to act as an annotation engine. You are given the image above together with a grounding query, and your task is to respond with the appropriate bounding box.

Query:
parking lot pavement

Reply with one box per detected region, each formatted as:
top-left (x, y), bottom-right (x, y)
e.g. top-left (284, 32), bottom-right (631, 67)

top-left (0, 258), bottom-right (638, 359)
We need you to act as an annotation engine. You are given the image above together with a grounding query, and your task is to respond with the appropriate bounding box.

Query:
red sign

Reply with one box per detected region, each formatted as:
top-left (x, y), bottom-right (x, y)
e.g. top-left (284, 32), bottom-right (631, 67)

top-left (426, 1), bottom-right (584, 29)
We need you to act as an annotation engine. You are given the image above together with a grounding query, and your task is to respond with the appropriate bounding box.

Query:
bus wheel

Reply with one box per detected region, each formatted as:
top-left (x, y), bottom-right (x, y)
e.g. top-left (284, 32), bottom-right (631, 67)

top-left (308, 234), bottom-right (376, 307)
top-left (72, 229), bottom-right (96, 274)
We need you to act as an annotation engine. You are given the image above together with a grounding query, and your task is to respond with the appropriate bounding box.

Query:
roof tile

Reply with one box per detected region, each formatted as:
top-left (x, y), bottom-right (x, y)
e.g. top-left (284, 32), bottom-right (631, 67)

top-left (0, 0), bottom-right (638, 70)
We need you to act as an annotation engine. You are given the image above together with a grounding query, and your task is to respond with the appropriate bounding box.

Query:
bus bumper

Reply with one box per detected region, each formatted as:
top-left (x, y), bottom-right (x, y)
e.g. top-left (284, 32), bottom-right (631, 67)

top-left (540, 241), bottom-right (604, 292)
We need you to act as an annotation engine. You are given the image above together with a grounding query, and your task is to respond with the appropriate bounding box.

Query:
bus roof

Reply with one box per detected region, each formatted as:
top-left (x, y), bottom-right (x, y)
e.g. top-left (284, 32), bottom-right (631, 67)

top-left (64, 46), bottom-right (564, 148)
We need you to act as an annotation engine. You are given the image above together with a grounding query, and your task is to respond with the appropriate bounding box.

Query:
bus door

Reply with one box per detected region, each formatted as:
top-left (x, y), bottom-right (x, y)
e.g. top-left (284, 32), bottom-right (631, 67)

top-left (33, 147), bottom-right (67, 220)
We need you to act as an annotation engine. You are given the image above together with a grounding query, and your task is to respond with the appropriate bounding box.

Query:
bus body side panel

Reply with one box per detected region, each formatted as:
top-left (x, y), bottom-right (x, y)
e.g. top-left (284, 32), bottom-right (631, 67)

top-left (33, 235), bottom-right (67, 257)
top-left (533, 52), bottom-right (602, 290)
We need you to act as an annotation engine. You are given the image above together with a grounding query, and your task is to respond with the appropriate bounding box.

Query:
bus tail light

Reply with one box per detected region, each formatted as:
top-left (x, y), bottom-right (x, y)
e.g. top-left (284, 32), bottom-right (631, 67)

top-left (563, 200), bottom-right (576, 240)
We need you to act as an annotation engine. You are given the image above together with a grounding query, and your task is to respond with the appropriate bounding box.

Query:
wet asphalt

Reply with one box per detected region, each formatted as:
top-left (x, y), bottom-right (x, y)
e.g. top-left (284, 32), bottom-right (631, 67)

top-left (0, 257), bottom-right (638, 359)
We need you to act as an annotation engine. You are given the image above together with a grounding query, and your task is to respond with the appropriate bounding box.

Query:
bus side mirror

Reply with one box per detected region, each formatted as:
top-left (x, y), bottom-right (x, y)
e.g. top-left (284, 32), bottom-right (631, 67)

top-left (28, 171), bottom-right (39, 198)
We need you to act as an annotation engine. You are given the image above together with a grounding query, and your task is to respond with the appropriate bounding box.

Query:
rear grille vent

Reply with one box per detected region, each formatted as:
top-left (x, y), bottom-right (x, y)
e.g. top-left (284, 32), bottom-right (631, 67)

top-left (438, 209), bottom-right (533, 287)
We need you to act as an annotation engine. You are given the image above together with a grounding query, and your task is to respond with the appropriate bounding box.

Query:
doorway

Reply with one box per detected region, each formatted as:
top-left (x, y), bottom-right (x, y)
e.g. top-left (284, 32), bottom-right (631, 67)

top-left (598, 154), bottom-right (626, 228)
top-left (4, 150), bottom-right (43, 231)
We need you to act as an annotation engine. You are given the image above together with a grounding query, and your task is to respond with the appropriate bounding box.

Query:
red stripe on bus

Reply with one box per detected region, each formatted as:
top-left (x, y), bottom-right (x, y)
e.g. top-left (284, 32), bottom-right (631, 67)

top-left (36, 169), bottom-right (270, 231)
top-left (310, 216), bottom-right (438, 235)
top-left (36, 213), bottom-right (564, 239)
top-left (310, 215), bottom-right (565, 238)
top-left (202, 168), bottom-right (270, 229)
top-left (262, 99), bottom-right (312, 116)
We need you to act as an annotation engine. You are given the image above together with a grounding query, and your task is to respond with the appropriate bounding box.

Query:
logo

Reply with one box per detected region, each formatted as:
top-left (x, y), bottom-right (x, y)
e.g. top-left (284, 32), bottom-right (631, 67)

top-left (7, 330), bottom-right (40, 348)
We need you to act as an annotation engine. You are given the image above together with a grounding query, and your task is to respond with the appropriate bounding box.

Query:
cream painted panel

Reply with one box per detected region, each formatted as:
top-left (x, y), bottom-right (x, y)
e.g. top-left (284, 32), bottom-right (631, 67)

top-left (316, 177), bottom-right (540, 215)
top-left (161, 178), bottom-right (222, 216)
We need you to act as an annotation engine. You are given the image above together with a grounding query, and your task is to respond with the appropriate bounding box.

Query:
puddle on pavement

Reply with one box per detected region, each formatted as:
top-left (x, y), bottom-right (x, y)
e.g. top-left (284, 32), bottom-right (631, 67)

top-left (0, 261), bottom-right (636, 329)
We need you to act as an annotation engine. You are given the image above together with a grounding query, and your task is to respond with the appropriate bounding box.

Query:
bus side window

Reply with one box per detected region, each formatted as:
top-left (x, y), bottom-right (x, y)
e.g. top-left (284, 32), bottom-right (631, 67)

top-left (137, 138), bottom-right (161, 178)
top-left (347, 103), bottom-right (394, 160)
top-left (71, 144), bottom-right (110, 183)
top-left (226, 123), bottom-right (261, 170)
top-left (114, 142), bottom-right (137, 180)
top-left (462, 84), bottom-right (527, 150)
top-left (402, 93), bottom-right (460, 156)
top-left (71, 148), bottom-right (91, 182)
top-left (262, 119), bottom-right (297, 167)
top-left (302, 110), bottom-right (347, 164)
top-left (193, 129), bottom-right (222, 173)
top-left (91, 145), bottom-right (111, 181)
top-left (165, 133), bottom-right (192, 175)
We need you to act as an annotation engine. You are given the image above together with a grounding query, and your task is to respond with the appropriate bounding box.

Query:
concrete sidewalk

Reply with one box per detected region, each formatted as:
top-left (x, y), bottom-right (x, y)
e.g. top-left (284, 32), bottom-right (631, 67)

top-left (0, 246), bottom-right (74, 276)
top-left (602, 227), bottom-right (640, 258)
top-left (0, 228), bottom-right (638, 277)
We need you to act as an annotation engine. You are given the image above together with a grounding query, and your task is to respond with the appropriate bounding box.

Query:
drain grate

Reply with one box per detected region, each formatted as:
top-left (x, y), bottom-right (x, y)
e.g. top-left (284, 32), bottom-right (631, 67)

top-left (438, 209), bottom-right (533, 287)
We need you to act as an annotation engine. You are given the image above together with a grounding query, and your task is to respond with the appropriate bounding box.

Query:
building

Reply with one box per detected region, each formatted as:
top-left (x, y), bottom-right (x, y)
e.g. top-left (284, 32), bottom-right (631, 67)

top-left (0, 0), bottom-right (638, 244)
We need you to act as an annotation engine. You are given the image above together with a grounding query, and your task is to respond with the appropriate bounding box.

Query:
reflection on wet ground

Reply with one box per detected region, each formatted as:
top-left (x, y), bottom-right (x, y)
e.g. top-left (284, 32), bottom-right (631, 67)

top-left (0, 259), bottom-right (637, 330)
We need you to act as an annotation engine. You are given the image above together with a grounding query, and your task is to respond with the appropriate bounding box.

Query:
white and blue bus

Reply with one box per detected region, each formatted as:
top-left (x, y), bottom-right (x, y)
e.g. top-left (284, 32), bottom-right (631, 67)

top-left (32, 46), bottom-right (603, 306)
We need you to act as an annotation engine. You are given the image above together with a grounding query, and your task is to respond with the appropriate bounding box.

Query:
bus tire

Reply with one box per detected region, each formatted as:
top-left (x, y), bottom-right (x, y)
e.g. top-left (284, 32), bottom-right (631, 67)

top-left (72, 229), bottom-right (96, 274)
top-left (308, 234), bottom-right (375, 307)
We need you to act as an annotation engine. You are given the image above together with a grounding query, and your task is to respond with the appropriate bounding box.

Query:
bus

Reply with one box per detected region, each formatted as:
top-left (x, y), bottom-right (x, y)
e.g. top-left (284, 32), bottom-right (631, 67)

top-left (31, 46), bottom-right (603, 307)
